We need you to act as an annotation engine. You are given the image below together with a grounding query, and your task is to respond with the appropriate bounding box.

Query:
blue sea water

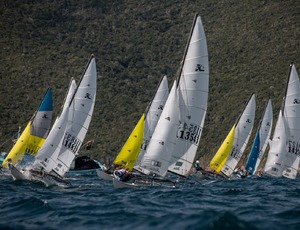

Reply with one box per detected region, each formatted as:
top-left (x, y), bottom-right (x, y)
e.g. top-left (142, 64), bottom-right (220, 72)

top-left (1, 173), bottom-right (300, 230)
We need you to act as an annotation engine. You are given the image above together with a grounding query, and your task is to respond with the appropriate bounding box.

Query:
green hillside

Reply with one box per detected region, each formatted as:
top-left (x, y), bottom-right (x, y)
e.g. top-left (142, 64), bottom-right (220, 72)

top-left (0, 0), bottom-right (299, 168)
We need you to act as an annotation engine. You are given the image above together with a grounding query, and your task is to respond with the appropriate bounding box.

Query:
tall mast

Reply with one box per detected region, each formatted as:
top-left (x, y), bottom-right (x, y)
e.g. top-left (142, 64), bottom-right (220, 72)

top-left (175, 14), bottom-right (199, 88)
top-left (69, 54), bottom-right (95, 107)
top-left (281, 63), bottom-right (293, 116)
top-left (235, 92), bottom-right (255, 127)
top-left (143, 75), bottom-right (166, 119)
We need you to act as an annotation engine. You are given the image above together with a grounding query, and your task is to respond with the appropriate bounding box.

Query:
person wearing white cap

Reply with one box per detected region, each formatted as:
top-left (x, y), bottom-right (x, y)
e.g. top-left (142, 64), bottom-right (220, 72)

top-left (194, 160), bottom-right (201, 171)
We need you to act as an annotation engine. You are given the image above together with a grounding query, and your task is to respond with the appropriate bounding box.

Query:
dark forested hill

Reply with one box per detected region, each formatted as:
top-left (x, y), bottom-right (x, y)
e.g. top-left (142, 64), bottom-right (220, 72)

top-left (0, 0), bottom-right (299, 167)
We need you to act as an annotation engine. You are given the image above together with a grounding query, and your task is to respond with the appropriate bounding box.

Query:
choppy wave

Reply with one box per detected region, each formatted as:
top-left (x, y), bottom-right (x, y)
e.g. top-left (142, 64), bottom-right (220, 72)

top-left (1, 174), bottom-right (300, 230)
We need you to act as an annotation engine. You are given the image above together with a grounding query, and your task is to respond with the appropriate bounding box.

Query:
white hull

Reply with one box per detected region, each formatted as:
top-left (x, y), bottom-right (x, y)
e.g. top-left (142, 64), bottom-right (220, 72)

top-left (112, 178), bottom-right (140, 188)
top-left (10, 165), bottom-right (27, 181)
top-left (67, 169), bottom-right (98, 175)
top-left (30, 171), bottom-right (70, 187)
top-left (96, 170), bottom-right (113, 181)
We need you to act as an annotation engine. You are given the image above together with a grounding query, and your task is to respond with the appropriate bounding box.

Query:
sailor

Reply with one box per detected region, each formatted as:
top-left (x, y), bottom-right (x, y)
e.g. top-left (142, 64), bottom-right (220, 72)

top-left (7, 158), bottom-right (13, 170)
top-left (194, 160), bottom-right (202, 171)
top-left (113, 166), bottom-right (134, 182)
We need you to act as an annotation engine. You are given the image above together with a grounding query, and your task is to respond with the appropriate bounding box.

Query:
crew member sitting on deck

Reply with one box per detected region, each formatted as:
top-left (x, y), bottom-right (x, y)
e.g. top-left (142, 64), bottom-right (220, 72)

top-left (113, 166), bottom-right (134, 182)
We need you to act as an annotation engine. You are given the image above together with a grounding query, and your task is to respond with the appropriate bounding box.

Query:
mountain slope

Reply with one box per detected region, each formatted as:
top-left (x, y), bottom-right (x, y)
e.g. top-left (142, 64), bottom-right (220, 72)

top-left (0, 0), bottom-right (299, 166)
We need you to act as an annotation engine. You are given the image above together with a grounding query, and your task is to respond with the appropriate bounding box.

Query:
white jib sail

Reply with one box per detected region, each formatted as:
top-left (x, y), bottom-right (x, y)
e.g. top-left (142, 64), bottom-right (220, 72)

top-left (140, 80), bottom-right (179, 177)
top-left (33, 79), bottom-right (77, 172)
top-left (264, 110), bottom-right (287, 177)
top-left (134, 75), bottom-right (169, 173)
top-left (221, 94), bottom-right (256, 177)
top-left (254, 99), bottom-right (273, 174)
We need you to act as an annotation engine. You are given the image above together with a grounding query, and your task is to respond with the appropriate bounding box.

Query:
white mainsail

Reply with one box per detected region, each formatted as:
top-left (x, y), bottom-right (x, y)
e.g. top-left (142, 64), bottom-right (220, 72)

top-left (282, 64), bottom-right (300, 179)
top-left (255, 99), bottom-right (273, 173)
top-left (264, 110), bottom-right (286, 177)
top-left (134, 75), bottom-right (169, 173)
top-left (265, 64), bottom-right (300, 179)
top-left (168, 15), bottom-right (209, 177)
top-left (33, 80), bottom-right (77, 173)
top-left (221, 93), bottom-right (256, 177)
top-left (33, 56), bottom-right (97, 178)
top-left (140, 80), bottom-right (179, 177)
top-left (252, 99), bottom-right (273, 174)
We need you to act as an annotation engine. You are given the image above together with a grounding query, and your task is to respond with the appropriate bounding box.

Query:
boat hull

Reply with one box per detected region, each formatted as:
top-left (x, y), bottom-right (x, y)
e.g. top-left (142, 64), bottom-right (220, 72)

top-left (96, 169), bottom-right (113, 181)
top-left (113, 178), bottom-right (140, 188)
top-left (10, 165), bottom-right (27, 181)
top-left (67, 168), bottom-right (98, 175)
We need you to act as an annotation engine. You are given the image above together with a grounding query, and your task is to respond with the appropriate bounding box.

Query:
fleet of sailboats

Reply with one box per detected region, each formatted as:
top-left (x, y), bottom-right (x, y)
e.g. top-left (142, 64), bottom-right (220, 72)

top-left (264, 64), bottom-right (300, 179)
top-left (1, 14), bottom-right (299, 187)
top-left (97, 75), bottom-right (169, 181)
top-left (8, 55), bottom-right (97, 185)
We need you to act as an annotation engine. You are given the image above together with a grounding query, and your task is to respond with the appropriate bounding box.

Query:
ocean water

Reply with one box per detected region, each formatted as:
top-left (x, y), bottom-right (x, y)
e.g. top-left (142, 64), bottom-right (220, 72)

top-left (0, 172), bottom-right (300, 230)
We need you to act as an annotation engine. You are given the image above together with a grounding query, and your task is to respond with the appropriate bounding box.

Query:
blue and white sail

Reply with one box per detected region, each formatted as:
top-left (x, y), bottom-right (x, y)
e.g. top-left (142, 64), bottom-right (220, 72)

top-left (245, 99), bottom-right (273, 175)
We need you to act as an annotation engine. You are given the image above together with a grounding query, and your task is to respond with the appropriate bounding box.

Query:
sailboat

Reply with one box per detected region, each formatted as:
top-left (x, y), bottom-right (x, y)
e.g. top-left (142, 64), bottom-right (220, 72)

top-left (97, 76), bottom-right (169, 181)
top-left (209, 93), bottom-right (256, 179)
top-left (2, 88), bottom-right (53, 168)
top-left (113, 114), bottom-right (145, 170)
top-left (245, 99), bottom-right (273, 175)
top-left (97, 115), bottom-right (145, 181)
top-left (264, 64), bottom-right (300, 179)
top-left (11, 55), bottom-right (97, 185)
top-left (140, 14), bottom-right (209, 179)
top-left (134, 75), bottom-right (169, 174)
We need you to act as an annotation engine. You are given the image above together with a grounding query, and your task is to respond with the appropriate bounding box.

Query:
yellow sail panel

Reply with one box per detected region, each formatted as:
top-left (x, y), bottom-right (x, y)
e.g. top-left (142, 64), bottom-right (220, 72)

top-left (114, 114), bottom-right (145, 170)
top-left (2, 122), bottom-right (45, 167)
top-left (209, 125), bottom-right (235, 173)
